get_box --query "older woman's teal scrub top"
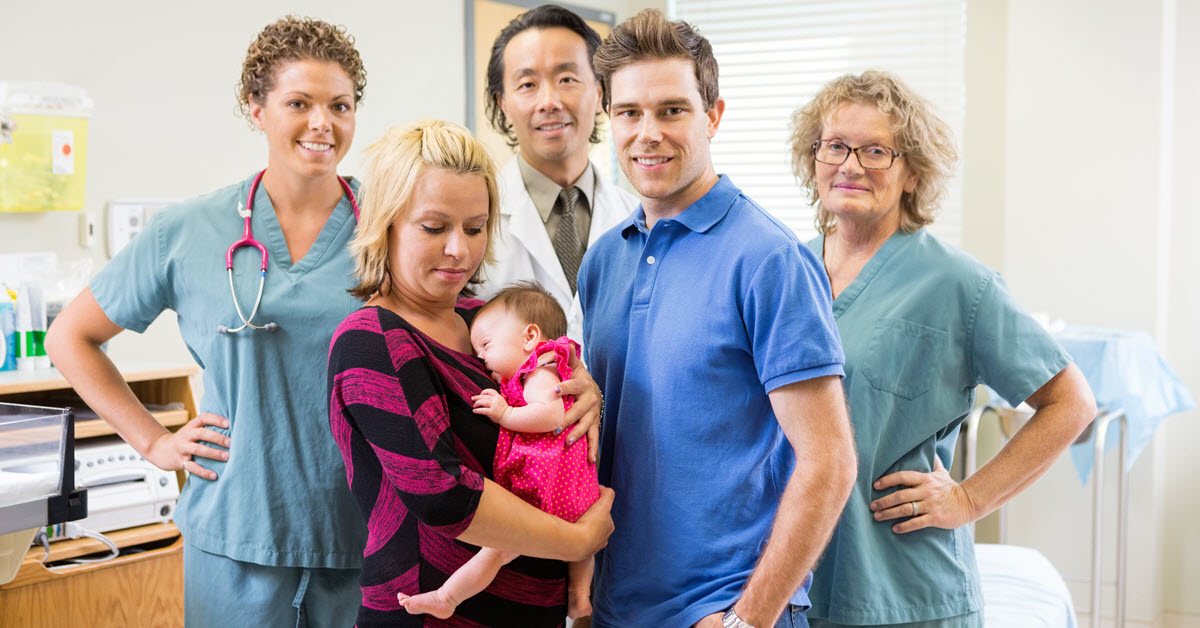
[804,229,1070,625]
[90,173,366,569]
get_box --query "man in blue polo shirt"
[579,10,858,628]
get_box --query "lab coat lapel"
[499,160,573,297]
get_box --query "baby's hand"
[472,389,511,424]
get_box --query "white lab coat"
[477,158,638,342]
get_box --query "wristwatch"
[722,607,757,628]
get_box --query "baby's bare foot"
[567,587,593,620]
[397,590,458,619]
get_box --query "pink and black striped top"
[328,300,567,628]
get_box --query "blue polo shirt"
[579,175,845,628]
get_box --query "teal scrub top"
[90,173,366,569]
[804,229,1070,625]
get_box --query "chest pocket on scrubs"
[861,318,949,400]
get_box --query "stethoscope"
[217,169,359,334]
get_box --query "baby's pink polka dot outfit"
[493,337,600,523]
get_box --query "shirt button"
[646,255,656,264]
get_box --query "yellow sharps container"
[0,83,93,212]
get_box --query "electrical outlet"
[78,212,97,248]
[106,202,144,258]
[105,199,178,258]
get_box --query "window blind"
[669,0,966,243]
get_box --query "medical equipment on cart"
[218,169,359,335]
[45,436,179,538]
[0,403,87,585]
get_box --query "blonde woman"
[327,120,613,627]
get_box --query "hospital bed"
[961,405,1081,628]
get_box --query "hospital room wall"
[1162,0,1200,619]
[1161,0,1200,621]
[0,0,662,364]
[982,0,1200,625]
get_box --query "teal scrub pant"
[808,611,982,628]
[184,542,360,628]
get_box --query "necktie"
[553,186,583,294]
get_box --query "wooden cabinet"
[0,525,184,627]
[0,362,197,628]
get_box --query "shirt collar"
[620,174,738,238]
[516,154,596,223]
[621,206,649,237]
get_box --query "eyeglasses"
[812,139,904,170]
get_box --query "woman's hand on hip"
[144,412,231,481]
[870,456,978,534]
[570,486,615,561]
[557,346,602,464]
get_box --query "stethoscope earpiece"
[218,169,357,337]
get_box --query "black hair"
[484,4,605,148]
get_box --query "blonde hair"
[348,120,500,300]
[788,70,958,234]
[477,281,568,340]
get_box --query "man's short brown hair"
[592,9,719,110]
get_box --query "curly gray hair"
[789,70,957,234]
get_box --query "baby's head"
[471,281,567,381]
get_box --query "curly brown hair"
[236,16,367,122]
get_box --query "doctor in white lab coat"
[476,5,637,341]
[484,158,636,340]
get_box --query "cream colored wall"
[960,0,1007,272]
[0,0,662,364]
[1163,0,1200,618]
[960,0,1199,623]
[1002,0,1165,620]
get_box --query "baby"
[397,281,600,619]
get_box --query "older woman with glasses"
[789,70,1096,627]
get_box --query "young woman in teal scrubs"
[789,71,1097,627]
[47,17,370,626]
